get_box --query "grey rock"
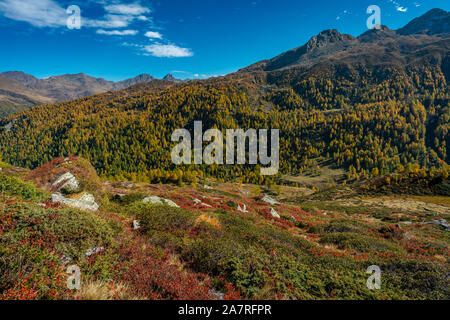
[237,203,248,213]
[270,208,280,219]
[85,246,104,257]
[50,192,99,211]
[132,220,141,230]
[142,196,180,208]
[422,219,450,231]
[52,172,80,193]
[261,195,280,205]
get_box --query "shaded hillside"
[0,72,182,117]
[0,76,55,117]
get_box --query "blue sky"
[0,0,448,81]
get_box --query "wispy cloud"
[0,0,194,58]
[0,0,66,27]
[97,29,138,36]
[144,31,162,39]
[143,44,193,58]
[0,0,152,28]
[104,3,150,16]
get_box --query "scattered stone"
[50,192,99,211]
[60,255,72,266]
[204,185,213,190]
[237,203,248,213]
[85,246,104,257]
[400,221,412,225]
[52,172,80,193]
[142,196,180,208]
[194,198,212,208]
[421,219,450,231]
[209,289,225,300]
[261,195,280,205]
[289,215,297,222]
[120,181,134,189]
[270,208,280,219]
[4,120,15,133]
[132,220,141,230]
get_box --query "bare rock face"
[50,192,99,211]
[142,196,180,208]
[52,172,80,194]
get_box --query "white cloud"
[0,0,152,28]
[104,3,150,16]
[0,0,193,59]
[137,15,149,21]
[0,0,66,27]
[97,29,138,36]
[86,14,134,28]
[388,0,408,13]
[143,44,193,58]
[144,31,162,39]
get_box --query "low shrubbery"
[0,174,48,201]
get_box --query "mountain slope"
[0,72,179,117]
[397,8,450,36]
[0,72,158,102]
[0,9,448,184]
[0,76,55,117]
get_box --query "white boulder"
[270,208,280,219]
[52,172,80,193]
[142,196,180,208]
[50,192,99,211]
[261,195,280,205]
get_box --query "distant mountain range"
[0,71,182,117]
[240,8,449,75]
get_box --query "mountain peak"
[358,25,397,42]
[306,29,355,52]
[0,71,39,85]
[397,8,449,35]
[163,74,182,82]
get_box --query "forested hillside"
[0,10,448,185]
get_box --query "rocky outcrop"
[142,195,180,208]
[261,195,280,205]
[52,172,80,194]
[50,192,99,211]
